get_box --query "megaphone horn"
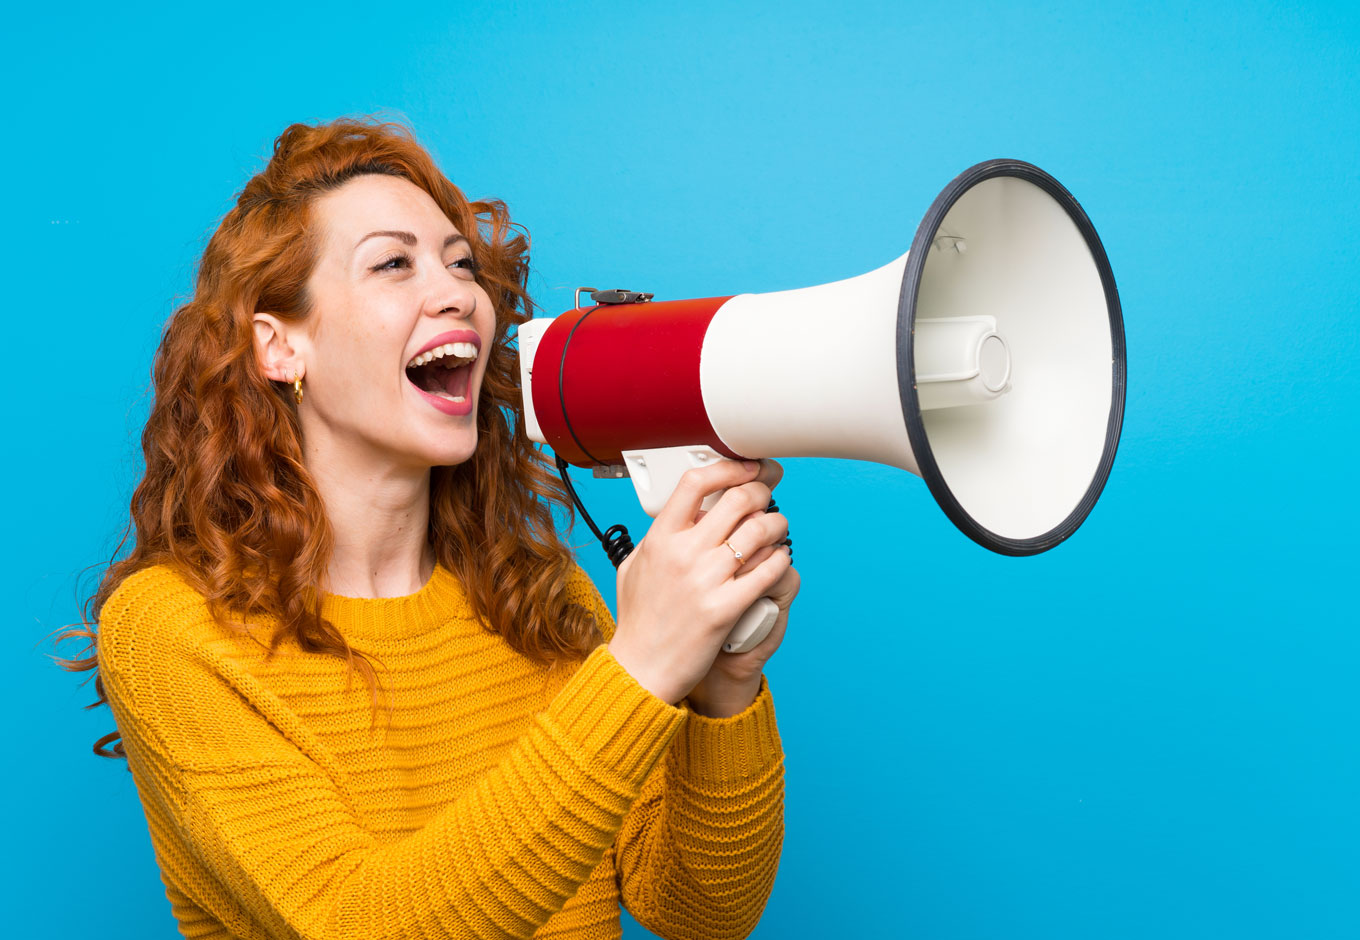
[519,159,1126,644]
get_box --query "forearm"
[685,665,764,718]
[618,679,785,940]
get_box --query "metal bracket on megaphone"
[574,287,655,308]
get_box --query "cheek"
[475,291,499,372]
[476,287,498,330]
[312,334,401,409]
[324,304,404,376]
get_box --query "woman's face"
[290,174,496,472]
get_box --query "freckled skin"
[296,175,496,474]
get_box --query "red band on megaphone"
[531,296,741,466]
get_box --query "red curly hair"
[58,116,598,757]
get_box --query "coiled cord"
[556,456,636,569]
[601,524,635,567]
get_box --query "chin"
[424,432,479,469]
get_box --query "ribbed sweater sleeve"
[578,578,786,940]
[98,568,687,940]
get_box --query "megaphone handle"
[619,446,784,656]
[723,597,780,654]
[622,445,731,517]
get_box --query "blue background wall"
[5,1,1357,936]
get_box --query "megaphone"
[518,159,1125,650]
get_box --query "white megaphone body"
[518,159,1125,653]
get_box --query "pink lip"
[406,329,482,418]
[412,384,473,416]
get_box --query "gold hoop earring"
[293,372,304,404]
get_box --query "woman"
[60,116,798,940]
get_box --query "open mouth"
[405,338,479,411]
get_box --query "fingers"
[718,540,793,608]
[732,543,777,569]
[655,459,763,533]
[693,455,779,537]
[722,510,789,565]
[763,563,800,609]
[754,458,784,492]
[695,480,775,541]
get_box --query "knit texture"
[98,564,784,940]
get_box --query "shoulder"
[562,563,616,642]
[101,564,210,628]
[96,566,323,771]
[99,565,217,646]
[97,565,228,679]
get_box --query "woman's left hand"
[685,463,801,718]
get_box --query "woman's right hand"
[608,459,792,705]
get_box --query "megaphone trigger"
[620,445,728,518]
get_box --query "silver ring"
[724,540,745,563]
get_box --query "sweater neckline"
[319,563,469,640]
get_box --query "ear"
[252,313,304,383]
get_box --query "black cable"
[556,307,606,466]
[556,456,634,568]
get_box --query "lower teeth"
[430,391,467,403]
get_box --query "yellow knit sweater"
[98,564,783,940]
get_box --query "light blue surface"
[5,1,1357,936]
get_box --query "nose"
[428,269,478,320]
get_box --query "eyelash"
[371,251,480,275]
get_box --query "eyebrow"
[354,230,469,251]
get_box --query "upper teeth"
[408,341,478,368]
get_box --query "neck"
[301,427,436,599]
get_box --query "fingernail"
[742,460,759,471]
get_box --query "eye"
[448,254,480,278]
[371,251,412,273]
